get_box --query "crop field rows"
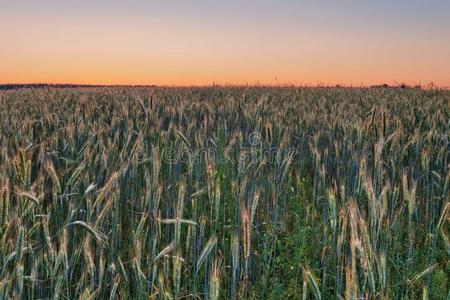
[0,87,448,299]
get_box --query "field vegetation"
[0,87,448,299]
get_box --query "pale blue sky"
[2,1,449,85]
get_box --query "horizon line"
[1,82,449,90]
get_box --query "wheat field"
[0,86,448,299]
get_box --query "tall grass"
[0,86,448,299]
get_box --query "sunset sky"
[1,1,450,86]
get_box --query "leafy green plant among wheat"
[0,86,448,299]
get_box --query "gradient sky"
[1,0,450,86]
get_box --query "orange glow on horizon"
[1,2,450,87]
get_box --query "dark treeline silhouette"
[370,83,425,89]
[0,84,157,90]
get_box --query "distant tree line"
[0,84,157,90]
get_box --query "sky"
[1,0,450,86]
